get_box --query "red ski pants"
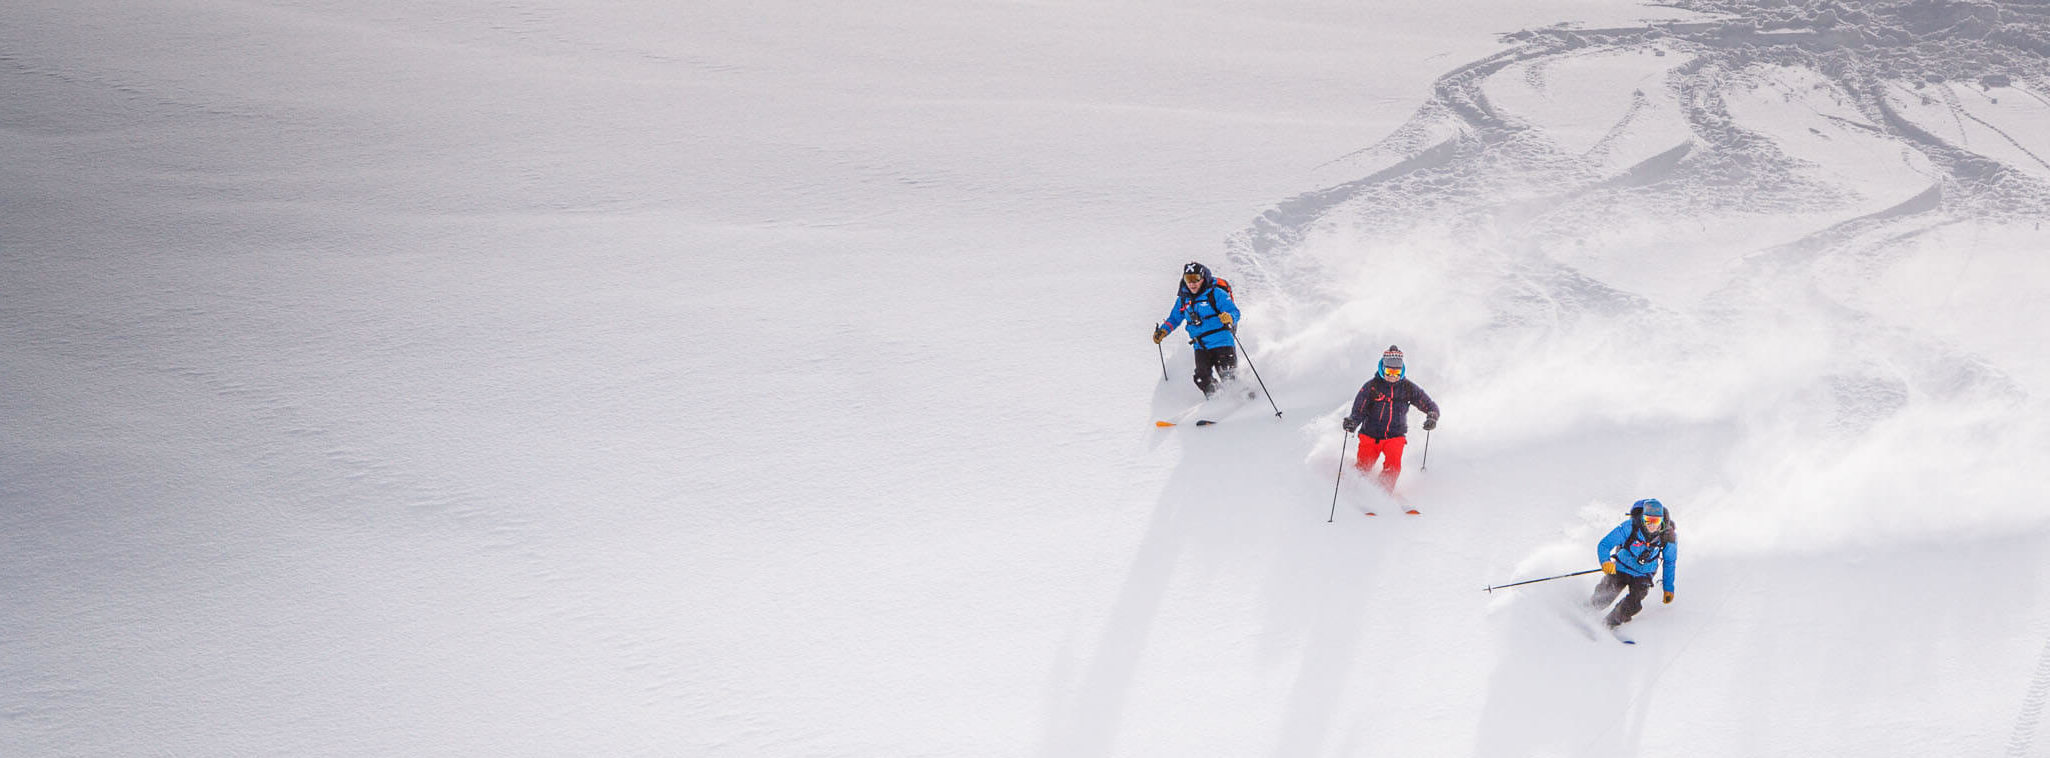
[1354,434,1408,491]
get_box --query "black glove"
[1422,416,1437,431]
[1342,418,1359,433]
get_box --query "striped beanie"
[1380,345,1404,372]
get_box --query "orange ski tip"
[1155,420,1176,427]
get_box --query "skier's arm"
[1217,288,1242,326]
[1596,523,1627,566]
[1409,384,1441,424]
[1345,384,1373,426]
[1159,296,1188,333]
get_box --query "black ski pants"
[1192,345,1239,397]
[1589,572,1655,627]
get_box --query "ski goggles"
[1380,364,1404,380]
[1641,514,1664,530]
[1183,273,1204,286]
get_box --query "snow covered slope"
[3,0,2047,757]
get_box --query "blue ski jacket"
[1597,519,1678,592]
[1160,280,1240,350]
[1345,378,1439,440]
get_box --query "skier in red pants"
[1342,346,1441,496]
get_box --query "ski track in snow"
[1241,7,2050,274]
[2013,629,2050,757]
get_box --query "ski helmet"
[1379,345,1405,381]
[1631,498,1668,531]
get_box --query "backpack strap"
[1203,278,1234,314]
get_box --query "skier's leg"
[1606,575,1654,627]
[1191,347,1218,397]
[1376,435,1409,491]
[1214,345,1240,390]
[1354,435,1384,476]
[1588,573,1626,611]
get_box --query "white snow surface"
[5,1,2050,756]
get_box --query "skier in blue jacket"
[1152,262,1242,398]
[1591,498,1679,629]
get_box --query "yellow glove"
[1219,312,1235,329]
[1663,591,1674,604]
[1601,561,1617,575]
[1152,327,1168,344]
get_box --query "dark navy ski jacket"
[1598,518,1679,592]
[1159,281,1240,350]
[1345,377,1439,440]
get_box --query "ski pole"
[1420,428,1432,471]
[1327,429,1350,523]
[1157,341,1169,382]
[1482,568,1602,593]
[1229,327,1283,418]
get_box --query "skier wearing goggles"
[1592,498,1679,631]
[1340,345,1441,494]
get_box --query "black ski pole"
[1230,327,1283,418]
[1327,429,1350,523]
[1157,341,1169,382]
[1420,428,1432,471]
[1482,568,1603,593]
